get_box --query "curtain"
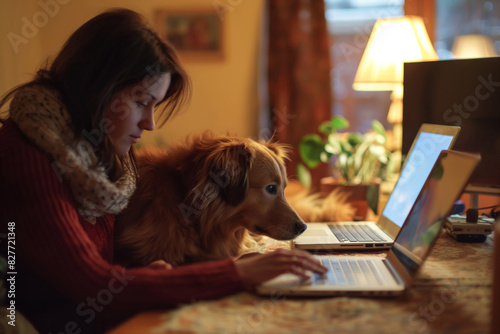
[265,0,332,191]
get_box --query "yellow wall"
[0,1,44,94]
[0,0,265,145]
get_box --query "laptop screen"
[382,131,454,227]
[392,151,480,275]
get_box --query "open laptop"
[293,124,460,250]
[257,150,480,296]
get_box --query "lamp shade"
[353,16,438,91]
[452,34,498,59]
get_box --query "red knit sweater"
[0,119,244,333]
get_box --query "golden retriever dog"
[114,132,308,267]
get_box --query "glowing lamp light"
[452,34,498,59]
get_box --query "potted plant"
[297,116,395,218]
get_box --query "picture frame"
[155,9,225,61]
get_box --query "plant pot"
[320,176,380,220]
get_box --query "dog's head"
[187,134,307,240]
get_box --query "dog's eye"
[265,184,278,195]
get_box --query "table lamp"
[352,16,438,154]
[452,34,498,59]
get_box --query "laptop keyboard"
[328,224,387,242]
[314,258,387,286]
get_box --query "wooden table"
[108,231,494,334]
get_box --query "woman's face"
[104,73,171,156]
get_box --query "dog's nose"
[294,221,307,235]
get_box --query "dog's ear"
[264,141,291,161]
[207,143,253,206]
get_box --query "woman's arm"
[0,125,243,321]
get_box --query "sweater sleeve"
[0,121,244,322]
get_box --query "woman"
[0,8,326,333]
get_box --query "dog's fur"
[287,186,356,223]
[114,133,310,267]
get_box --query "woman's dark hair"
[0,8,191,180]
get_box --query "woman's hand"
[234,248,327,290]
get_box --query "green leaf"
[370,145,388,164]
[346,132,363,147]
[297,163,312,189]
[337,154,349,180]
[353,141,369,170]
[372,120,386,138]
[318,121,332,135]
[325,134,342,155]
[375,133,386,145]
[331,116,350,131]
[298,135,324,169]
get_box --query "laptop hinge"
[382,258,405,286]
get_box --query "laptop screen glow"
[392,151,479,275]
[382,132,454,227]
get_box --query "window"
[435,0,500,59]
[325,0,405,134]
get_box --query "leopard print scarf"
[9,84,136,221]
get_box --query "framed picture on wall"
[155,9,224,61]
